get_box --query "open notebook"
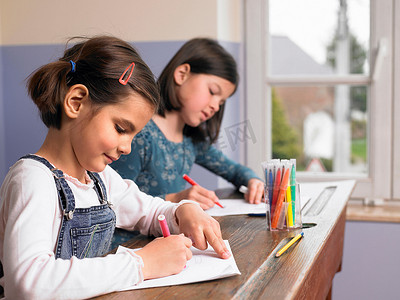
[117,240,240,290]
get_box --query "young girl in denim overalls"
[0,36,231,300]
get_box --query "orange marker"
[271,168,290,228]
[182,174,224,208]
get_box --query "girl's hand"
[165,185,219,210]
[135,234,192,280]
[245,178,264,204]
[175,203,231,259]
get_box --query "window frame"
[244,0,396,201]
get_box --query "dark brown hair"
[157,38,238,144]
[27,35,159,129]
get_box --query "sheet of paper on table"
[117,240,240,291]
[206,195,312,217]
[206,199,266,216]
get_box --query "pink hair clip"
[119,62,135,85]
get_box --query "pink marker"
[158,214,170,237]
[159,214,188,268]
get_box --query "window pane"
[269,0,370,76]
[271,85,368,174]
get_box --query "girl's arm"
[105,166,230,259]
[195,144,264,204]
[164,185,219,210]
[0,161,147,299]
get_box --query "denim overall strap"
[20,154,75,219]
[88,172,108,205]
[19,155,116,259]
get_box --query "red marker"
[182,174,224,208]
[158,214,170,237]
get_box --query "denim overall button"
[64,210,74,220]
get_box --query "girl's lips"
[201,111,209,121]
[105,154,117,164]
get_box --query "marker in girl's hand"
[239,185,248,194]
[182,174,224,208]
[158,214,170,237]
[158,214,188,268]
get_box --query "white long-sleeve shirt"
[0,159,183,299]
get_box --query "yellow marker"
[286,186,294,227]
[275,232,304,257]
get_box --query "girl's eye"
[209,89,215,96]
[115,124,125,134]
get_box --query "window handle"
[372,38,388,81]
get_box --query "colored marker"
[290,162,296,224]
[271,168,290,229]
[271,167,281,217]
[248,213,266,217]
[158,215,187,268]
[268,169,273,207]
[275,232,304,257]
[182,174,224,208]
[239,185,248,194]
[286,185,294,227]
[158,214,170,237]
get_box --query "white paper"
[206,199,267,216]
[117,240,240,290]
[206,195,312,217]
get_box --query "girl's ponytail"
[27,60,73,128]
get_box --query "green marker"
[290,161,296,224]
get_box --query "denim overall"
[21,155,116,259]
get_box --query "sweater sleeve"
[194,143,261,187]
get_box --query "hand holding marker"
[158,214,188,268]
[183,174,224,208]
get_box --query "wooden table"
[94,180,355,300]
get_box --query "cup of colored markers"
[261,158,302,231]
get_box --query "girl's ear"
[173,63,191,86]
[63,84,90,119]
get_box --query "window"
[245,0,396,201]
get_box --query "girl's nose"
[118,138,132,155]
[210,98,221,113]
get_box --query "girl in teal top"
[112,119,259,200]
[111,38,264,210]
